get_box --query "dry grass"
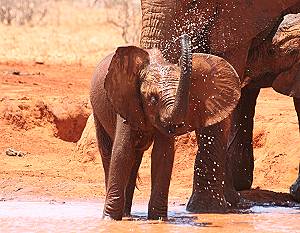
[1,1,140,65]
[0,0,48,25]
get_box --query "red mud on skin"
[0,201,299,233]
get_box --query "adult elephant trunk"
[140,0,215,63]
[161,34,192,126]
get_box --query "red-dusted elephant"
[90,35,241,220]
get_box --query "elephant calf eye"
[150,95,159,105]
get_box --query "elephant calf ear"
[272,62,300,98]
[104,46,150,129]
[190,53,241,127]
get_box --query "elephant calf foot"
[290,178,300,202]
[123,211,131,218]
[102,207,123,220]
[102,213,121,221]
[148,197,168,220]
[186,190,227,213]
[148,209,168,220]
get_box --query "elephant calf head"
[104,36,241,136]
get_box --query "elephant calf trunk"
[165,34,192,125]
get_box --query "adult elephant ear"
[104,46,150,129]
[272,62,300,98]
[190,53,241,127]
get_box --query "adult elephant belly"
[231,13,300,192]
[211,0,300,76]
[139,0,300,213]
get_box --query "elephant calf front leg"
[148,132,175,220]
[103,116,136,220]
[124,151,143,217]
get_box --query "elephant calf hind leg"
[94,115,112,189]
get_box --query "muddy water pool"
[0,201,299,233]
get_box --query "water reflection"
[0,201,299,233]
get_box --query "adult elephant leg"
[103,115,136,220]
[187,124,228,213]
[148,132,175,220]
[229,87,260,191]
[124,151,143,217]
[224,146,241,207]
[94,114,112,189]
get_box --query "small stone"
[5,148,26,157]
[12,70,21,75]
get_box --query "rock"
[5,148,26,157]
[75,114,99,163]
[48,98,91,142]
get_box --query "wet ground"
[0,201,299,233]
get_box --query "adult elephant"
[230,13,300,197]
[139,0,300,212]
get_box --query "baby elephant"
[90,35,241,220]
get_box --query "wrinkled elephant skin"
[90,38,241,220]
[140,0,300,212]
[231,14,300,193]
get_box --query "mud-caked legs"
[124,151,143,217]
[102,116,136,220]
[148,132,175,219]
[187,124,228,213]
[229,87,260,191]
[94,115,112,189]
